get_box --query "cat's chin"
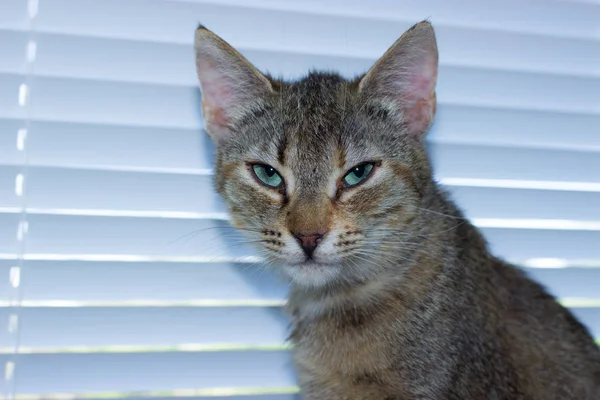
[280,260,341,288]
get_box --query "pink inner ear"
[202,99,228,131]
[200,76,237,140]
[404,94,436,136]
[404,59,437,105]
[399,57,437,135]
[202,83,231,128]
[199,67,237,134]
[410,75,432,101]
[200,64,235,107]
[195,32,273,142]
[203,79,231,108]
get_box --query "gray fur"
[195,21,600,399]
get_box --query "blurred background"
[0,0,599,398]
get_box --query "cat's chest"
[291,315,390,372]
[288,311,409,397]
[285,286,430,397]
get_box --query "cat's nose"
[293,231,326,259]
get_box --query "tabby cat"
[194,21,600,399]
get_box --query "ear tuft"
[359,21,438,136]
[194,27,272,144]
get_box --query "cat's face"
[195,22,438,288]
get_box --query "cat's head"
[194,22,439,288]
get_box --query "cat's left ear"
[194,25,273,144]
[359,21,438,137]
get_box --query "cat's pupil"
[265,167,276,177]
[353,165,365,178]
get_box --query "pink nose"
[293,232,325,258]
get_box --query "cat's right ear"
[194,25,273,144]
[358,21,438,137]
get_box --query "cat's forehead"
[275,73,362,164]
[228,72,392,175]
[278,90,354,173]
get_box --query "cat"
[193,21,600,399]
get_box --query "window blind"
[0,0,599,398]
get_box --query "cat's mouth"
[281,259,342,287]
[289,259,333,269]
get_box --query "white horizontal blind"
[1,0,599,398]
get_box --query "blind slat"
[1,261,598,306]
[1,212,595,262]
[182,0,600,40]
[25,121,211,171]
[33,0,600,43]
[28,77,202,128]
[569,308,600,340]
[22,214,250,259]
[431,105,600,151]
[2,65,598,123]
[0,354,11,394]
[432,144,600,184]
[7,306,599,351]
[0,261,15,301]
[0,0,27,30]
[0,213,20,254]
[527,268,600,302]
[4,140,600,193]
[0,307,17,348]
[0,28,594,84]
[0,122,24,164]
[0,74,25,120]
[2,103,598,171]
[3,210,600,262]
[15,307,288,350]
[15,261,286,303]
[452,186,600,222]
[0,30,27,74]
[0,166,21,208]
[13,351,295,394]
[24,168,222,214]
[5,166,600,220]
[1,73,597,133]
[481,227,600,260]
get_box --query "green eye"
[252,164,283,188]
[343,163,375,187]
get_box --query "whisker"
[169,225,262,245]
[416,206,465,220]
